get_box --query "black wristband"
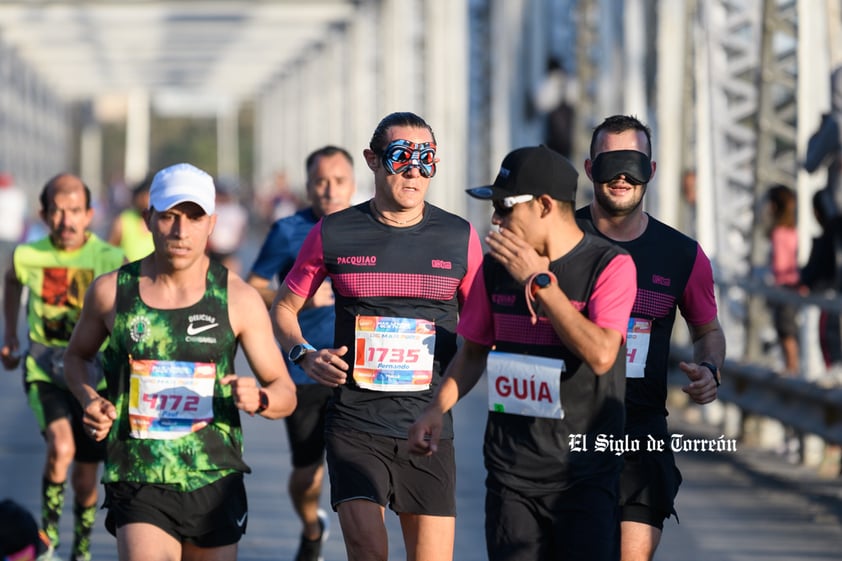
[255,390,269,415]
[699,361,720,387]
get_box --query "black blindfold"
[591,150,652,185]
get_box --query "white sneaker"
[35,546,61,561]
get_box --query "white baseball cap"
[149,163,215,215]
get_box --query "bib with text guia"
[487,351,565,419]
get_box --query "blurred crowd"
[0,167,311,281]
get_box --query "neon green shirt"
[14,233,125,384]
[116,209,154,262]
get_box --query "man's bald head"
[39,173,92,213]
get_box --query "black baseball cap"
[0,499,47,561]
[466,145,578,202]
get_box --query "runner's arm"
[64,272,118,435]
[245,272,277,308]
[535,283,625,375]
[273,283,349,387]
[537,254,636,375]
[229,275,297,419]
[408,339,490,455]
[679,317,726,404]
[690,317,726,369]
[272,283,308,353]
[2,259,24,368]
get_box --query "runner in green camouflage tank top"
[101,259,250,491]
[64,163,296,559]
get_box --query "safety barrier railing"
[669,345,842,446]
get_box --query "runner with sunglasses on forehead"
[409,145,637,561]
[272,112,483,561]
[576,115,726,561]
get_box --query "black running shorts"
[103,473,248,547]
[285,384,333,468]
[325,428,456,516]
[619,449,682,529]
[485,476,620,561]
[26,381,106,463]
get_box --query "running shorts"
[485,476,620,561]
[325,428,456,516]
[103,473,248,547]
[26,381,106,463]
[285,384,333,468]
[619,449,682,529]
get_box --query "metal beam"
[0,1,356,103]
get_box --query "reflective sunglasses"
[381,139,437,178]
[492,194,534,216]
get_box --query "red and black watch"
[529,272,556,298]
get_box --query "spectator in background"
[207,178,249,275]
[532,56,576,159]
[805,66,842,293]
[269,171,302,222]
[256,171,302,227]
[767,184,807,464]
[800,189,842,372]
[805,66,842,219]
[767,184,800,376]
[104,173,130,218]
[800,194,842,474]
[0,172,27,269]
[680,168,697,237]
[107,174,154,262]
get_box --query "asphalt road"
[3,346,841,561]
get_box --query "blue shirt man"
[246,145,356,561]
[251,207,335,383]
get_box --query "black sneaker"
[294,509,329,561]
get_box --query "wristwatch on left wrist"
[699,361,721,387]
[530,272,556,298]
[288,343,317,364]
